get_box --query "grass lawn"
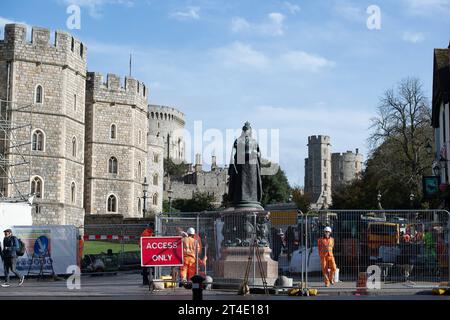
[83,241,139,255]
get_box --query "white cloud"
[169,7,200,21]
[212,42,269,69]
[405,0,450,14]
[283,1,301,15]
[231,12,285,36]
[279,51,335,72]
[60,0,134,18]
[402,31,425,43]
[334,2,365,22]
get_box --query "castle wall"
[149,105,185,160]
[147,135,164,216]
[304,135,332,208]
[331,150,364,191]
[84,72,148,218]
[0,24,86,227]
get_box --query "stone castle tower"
[331,149,363,192]
[304,135,332,209]
[147,129,164,215]
[84,72,149,218]
[148,105,185,161]
[0,24,86,226]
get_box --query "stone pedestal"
[215,246,278,286]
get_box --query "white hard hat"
[324,226,332,233]
[187,227,196,235]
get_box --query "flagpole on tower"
[129,52,132,77]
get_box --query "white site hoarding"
[0,203,78,275]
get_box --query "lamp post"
[409,192,415,209]
[167,188,173,214]
[377,191,383,210]
[142,177,149,218]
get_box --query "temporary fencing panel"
[297,210,450,291]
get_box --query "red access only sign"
[140,236,183,267]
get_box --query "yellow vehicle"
[367,222,400,257]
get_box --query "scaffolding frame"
[0,98,34,201]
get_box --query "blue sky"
[1,0,450,186]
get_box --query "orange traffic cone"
[354,272,368,296]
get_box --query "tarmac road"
[0,271,448,300]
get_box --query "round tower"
[148,105,185,161]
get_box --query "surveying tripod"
[238,237,269,295]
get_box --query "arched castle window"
[156,113,159,119]
[72,137,77,157]
[164,113,167,120]
[71,37,74,52]
[110,124,116,139]
[31,176,43,198]
[152,193,158,205]
[108,157,118,174]
[71,182,76,204]
[138,198,141,214]
[138,130,142,144]
[143,85,146,97]
[153,174,158,186]
[107,194,117,213]
[32,130,45,151]
[73,94,77,111]
[138,161,142,180]
[153,153,159,163]
[35,85,43,104]
[160,113,163,119]
[80,42,84,58]
[151,112,154,119]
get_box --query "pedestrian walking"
[318,226,336,287]
[2,229,25,287]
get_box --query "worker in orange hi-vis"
[180,227,201,283]
[77,235,84,267]
[318,226,337,287]
[140,225,154,286]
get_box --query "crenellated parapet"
[0,24,86,75]
[86,72,148,111]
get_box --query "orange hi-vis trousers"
[320,256,337,285]
[318,237,337,285]
[180,256,196,281]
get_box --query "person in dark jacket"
[2,229,25,287]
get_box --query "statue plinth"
[214,246,278,286]
[213,208,278,286]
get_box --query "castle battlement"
[0,24,87,64]
[148,104,185,124]
[308,135,331,145]
[86,72,148,108]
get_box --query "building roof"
[432,46,450,128]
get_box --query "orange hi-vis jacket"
[183,236,201,259]
[318,237,334,258]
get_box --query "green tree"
[164,158,189,177]
[171,192,216,212]
[332,77,435,209]
[291,186,312,212]
[261,162,291,206]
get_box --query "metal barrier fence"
[81,224,150,273]
[154,209,299,287]
[297,210,450,290]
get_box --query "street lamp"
[425,141,433,155]
[167,188,173,214]
[409,192,415,209]
[142,177,149,218]
[377,191,383,210]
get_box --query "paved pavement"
[0,271,448,300]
